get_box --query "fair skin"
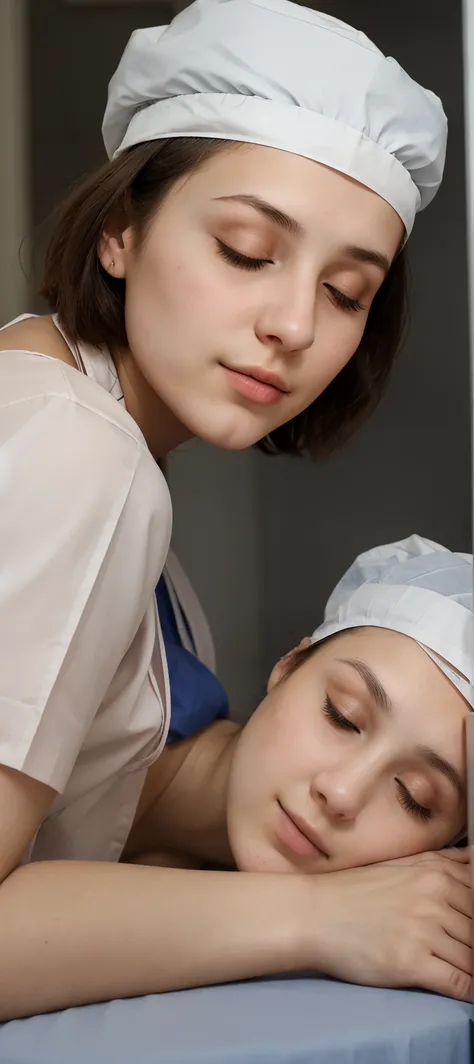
[228,629,469,871]
[0,148,470,1016]
[126,628,469,872]
[98,143,403,457]
[0,631,470,1018]
[1,145,401,460]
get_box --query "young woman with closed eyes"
[0,0,463,1022]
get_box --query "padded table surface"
[0,976,471,1064]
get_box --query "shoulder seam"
[57,361,145,451]
[0,360,148,455]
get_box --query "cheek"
[321,313,367,369]
[344,799,450,869]
[235,697,313,790]
[137,247,210,312]
[267,700,335,794]
[298,314,367,407]
[137,229,246,324]
[265,694,317,765]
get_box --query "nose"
[310,761,375,822]
[254,276,316,355]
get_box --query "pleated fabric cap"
[102,0,447,235]
[311,535,473,707]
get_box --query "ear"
[267,636,311,692]
[97,225,134,280]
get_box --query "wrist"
[272,872,330,973]
[290,871,340,974]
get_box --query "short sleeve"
[0,355,171,791]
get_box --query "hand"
[303,849,472,1000]
[383,846,470,870]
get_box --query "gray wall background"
[30,0,471,718]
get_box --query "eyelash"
[396,781,433,823]
[324,284,364,314]
[323,695,360,733]
[322,696,434,823]
[215,241,364,312]
[216,239,270,271]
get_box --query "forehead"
[176,143,403,251]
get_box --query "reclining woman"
[127,535,473,999]
[0,0,467,1022]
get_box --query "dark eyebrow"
[415,745,464,802]
[338,658,392,715]
[215,197,391,274]
[342,245,390,277]
[214,194,304,237]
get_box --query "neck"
[149,721,241,868]
[113,345,193,459]
[203,721,242,867]
[183,720,241,868]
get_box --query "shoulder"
[0,350,171,548]
[0,317,172,558]
[0,314,77,365]
[0,313,147,444]
[0,333,150,459]
[126,721,239,855]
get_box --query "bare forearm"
[0,860,308,1020]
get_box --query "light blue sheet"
[0,976,471,1064]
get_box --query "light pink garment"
[0,316,171,862]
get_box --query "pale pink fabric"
[0,317,171,862]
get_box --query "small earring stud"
[110,259,115,271]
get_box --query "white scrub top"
[0,316,172,862]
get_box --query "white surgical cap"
[102,0,448,236]
[311,535,474,708]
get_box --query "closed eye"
[396,779,433,823]
[323,695,360,734]
[324,697,434,823]
[216,239,272,271]
[324,283,364,313]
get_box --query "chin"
[181,403,272,451]
[197,423,266,451]
[232,837,297,875]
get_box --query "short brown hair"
[41,137,409,459]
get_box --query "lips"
[278,802,329,858]
[235,365,288,393]
[223,366,286,407]
[223,363,288,393]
